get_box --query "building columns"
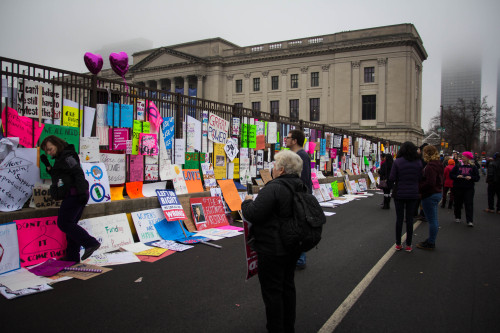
[377,58,387,125]
[197,75,204,99]
[351,61,360,125]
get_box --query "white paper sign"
[130,208,164,243]
[18,80,62,119]
[78,213,134,255]
[96,104,109,145]
[267,122,277,144]
[142,181,167,197]
[79,137,100,163]
[224,138,239,161]
[232,117,240,136]
[208,112,229,144]
[171,164,188,195]
[0,153,39,212]
[100,153,126,185]
[82,162,112,204]
[174,139,185,165]
[0,222,21,275]
[187,116,202,152]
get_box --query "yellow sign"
[213,143,226,179]
[62,105,80,128]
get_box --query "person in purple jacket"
[389,142,423,252]
[450,151,480,226]
[417,145,444,250]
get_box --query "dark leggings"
[453,187,475,222]
[394,199,418,246]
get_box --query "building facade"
[441,54,482,108]
[100,24,427,143]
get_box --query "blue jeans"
[421,193,442,244]
[297,252,306,266]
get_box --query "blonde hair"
[423,145,440,162]
[274,150,303,177]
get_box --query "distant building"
[94,38,153,69]
[100,24,427,143]
[441,54,482,109]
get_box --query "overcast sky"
[1,0,499,131]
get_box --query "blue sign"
[161,117,175,149]
[107,102,133,128]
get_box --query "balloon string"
[122,76,129,98]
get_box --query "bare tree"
[429,97,494,151]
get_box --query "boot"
[382,196,390,209]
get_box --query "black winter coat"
[241,174,302,256]
[47,144,89,200]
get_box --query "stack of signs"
[358,178,368,191]
[189,197,229,231]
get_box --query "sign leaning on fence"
[208,112,229,144]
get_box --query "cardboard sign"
[183,169,204,193]
[78,213,134,255]
[15,216,67,267]
[156,189,187,221]
[39,124,79,179]
[32,184,62,209]
[1,106,44,148]
[0,222,20,274]
[189,197,229,231]
[256,135,265,150]
[82,162,111,204]
[139,133,158,155]
[100,152,126,185]
[17,80,62,120]
[208,112,229,144]
[217,179,242,211]
[259,169,273,184]
[130,208,164,243]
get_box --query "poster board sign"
[259,169,273,184]
[78,213,134,255]
[32,184,62,209]
[224,138,238,161]
[82,162,112,204]
[0,153,39,212]
[267,122,277,144]
[15,216,67,267]
[232,117,240,136]
[96,104,109,145]
[208,112,229,144]
[79,136,100,162]
[126,181,143,199]
[107,102,133,128]
[1,106,44,148]
[248,125,257,149]
[139,133,158,155]
[129,155,144,182]
[146,101,162,134]
[39,124,79,179]
[171,164,188,195]
[189,197,229,231]
[213,143,226,179]
[174,138,185,165]
[156,189,187,221]
[217,179,242,211]
[100,151,126,185]
[137,99,145,121]
[242,216,258,280]
[358,178,368,191]
[201,162,217,189]
[331,181,339,197]
[109,128,129,151]
[17,80,62,120]
[187,116,202,152]
[161,117,175,149]
[0,222,20,275]
[130,208,164,243]
[183,169,204,193]
[178,196,197,232]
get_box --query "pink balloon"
[109,52,129,77]
[83,52,103,75]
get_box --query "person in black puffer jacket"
[40,135,100,262]
[241,150,303,333]
[379,153,393,209]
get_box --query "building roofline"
[133,37,241,56]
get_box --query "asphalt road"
[2,181,499,333]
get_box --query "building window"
[235,79,242,93]
[362,95,376,120]
[270,100,279,116]
[289,99,299,121]
[311,72,319,87]
[364,67,375,83]
[253,78,260,92]
[234,103,243,109]
[271,76,279,90]
[291,74,299,89]
[252,101,261,111]
[310,98,320,121]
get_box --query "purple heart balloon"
[83,52,103,75]
[109,52,129,77]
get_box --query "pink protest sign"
[1,106,44,148]
[129,154,144,182]
[15,216,67,267]
[109,128,129,150]
[139,133,158,155]
[330,148,337,159]
[311,172,320,189]
[308,141,316,153]
[147,101,162,134]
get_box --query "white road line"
[318,221,422,333]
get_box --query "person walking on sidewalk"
[450,151,480,227]
[389,141,423,252]
[40,135,100,262]
[441,159,455,209]
[285,129,312,270]
[379,153,393,209]
[417,145,444,250]
[485,152,500,214]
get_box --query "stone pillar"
[321,65,330,124]
[244,73,251,108]
[226,75,233,105]
[183,76,189,96]
[261,71,269,114]
[280,69,288,118]
[157,79,163,91]
[197,75,204,99]
[351,61,360,126]
[170,78,176,93]
[300,66,308,121]
[377,58,387,125]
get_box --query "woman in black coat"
[40,135,100,262]
[241,150,304,333]
[379,153,393,209]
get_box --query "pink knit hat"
[462,151,473,160]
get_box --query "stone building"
[101,23,427,143]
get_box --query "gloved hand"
[40,154,51,168]
[78,193,89,205]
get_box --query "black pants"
[58,194,98,261]
[394,199,418,246]
[257,252,300,333]
[487,183,500,211]
[453,187,475,222]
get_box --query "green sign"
[241,123,248,148]
[248,125,257,149]
[331,181,339,197]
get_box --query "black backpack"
[275,179,326,252]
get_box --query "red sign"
[189,197,228,231]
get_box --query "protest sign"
[17,80,62,120]
[208,112,229,144]
[224,138,238,161]
[154,219,193,241]
[161,117,174,149]
[174,138,185,165]
[96,104,109,145]
[213,143,226,179]
[0,222,20,275]
[200,162,217,189]
[39,123,79,179]
[100,151,126,185]
[242,216,258,280]
[256,135,265,150]
[82,162,112,204]
[183,169,204,193]
[137,99,145,121]
[109,128,129,151]
[184,152,206,170]
[129,154,144,182]
[217,179,242,211]
[139,133,158,155]
[32,184,62,209]
[147,101,162,133]
[259,169,272,184]
[1,106,44,148]
[126,181,143,199]
[78,213,134,255]
[189,197,228,231]
[156,189,187,221]
[267,122,277,144]
[232,117,240,136]
[248,125,257,149]
[0,153,39,212]
[130,208,164,243]
[145,155,159,181]
[142,181,166,197]
[15,216,67,267]
[187,116,202,152]
[171,164,188,195]
[79,136,100,162]
[331,181,339,197]
[241,123,248,148]
[107,102,133,128]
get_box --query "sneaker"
[467,222,474,227]
[81,243,101,261]
[405,245,413,252]
[395,245,403,251]
[455,218,461,223]
[417,241,435,250]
